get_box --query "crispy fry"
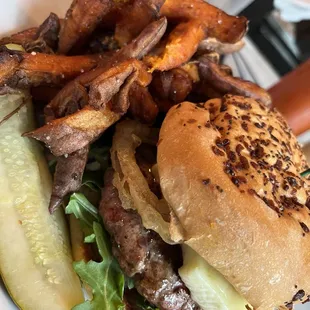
[25,59,151,156]
[128,83,158,124]
[220,64,233,76]
[0,14,61,54]
[193,81,223,100]
[160,0,248,44]
[44,18,165,120]
[88,60,151,110]
[49,146,89,213]
[44,82,89,122]
[0,50,101,88]
[58,0,112,54]
[196,51,220,64]
[115,0,165,46]
[0,28,37,48]
[25,105,121,156]
[145,20,205,71]
[150,68,192,112]
[198,37,245,55]
[198,55,272,106]
[114,16,167,61]
[26,13,60,53]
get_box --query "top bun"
[157,95,310,309]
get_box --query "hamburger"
[99,95,310,310]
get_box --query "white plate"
[0,0,309,309]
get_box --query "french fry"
[150,68,193,112]
[24,105,121,156]
[198,55,272,106]
[160,0,248,44]
[0,28,37,48]
[0,13,60,54]
[26,13,60,53]
[49,146,89,213]
[44,18,165,121]
[0,50,102,88]
[128,83,158,124]
[58,0,112,54]
[114,0,165,46]
[198,37,245,55]
[25,59,151,156]
[145,20,205,71]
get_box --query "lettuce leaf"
[73,223,125,310]
[65,193,125,310]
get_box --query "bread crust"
[157,96,310,309]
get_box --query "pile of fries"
[0,0,271,212]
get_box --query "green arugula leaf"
[65,193,100,229]
[73,223,125,310]
[66,193,126,310]
[84,234,96,243]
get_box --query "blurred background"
[209,0,310,163]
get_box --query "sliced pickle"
[0,93,83,310]
[179,245,251,310]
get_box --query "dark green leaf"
[73,223,125,310]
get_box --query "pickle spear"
[0,91,83,310]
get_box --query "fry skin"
[49,146,89,213]
[145,20,205,71]
[128,83,159,124]
[58,0,112,54]
[150,68,193,112]
[0,50,102,88]
[115,0,165,46]
[160,0,248,44]
[198,55,272,106]
[25,59,151,156]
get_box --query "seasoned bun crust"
[157,96,310,309]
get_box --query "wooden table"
[269,59,310,136]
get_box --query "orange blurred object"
[269,59,310,136]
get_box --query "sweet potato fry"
[0,28,37,48]
[0,13,60,54]
[44,18,165,119]
[58,0,112,54]
[114,16,167,62]
[160,0,248,44]
[150,68,193,112]
[25,105,121,156]
[49,146,89,213]
[44,82,89,122]
[145,19,205,71]
[25,59,151,156]
[198,55,272,106]
[128,83,158,124]
[26,13,60,53]
[198,37,245,55]
[0,50,101,88]
[114,0,165,46]
[88,60,151,110]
